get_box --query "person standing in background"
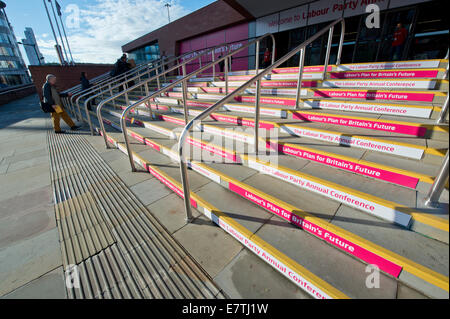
[262,47,272,68]
[80,72,94,110]
[391,22,408,61]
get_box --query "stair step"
[97,109,449,242]
[89,113,449,299]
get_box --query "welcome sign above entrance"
[255,0,430,36]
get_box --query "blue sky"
[4,0,215,65]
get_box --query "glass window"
[408,0,449,59]
[129,42,160,65]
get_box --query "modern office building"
[21,27,45,66]
[122,0,449,72]
[0,1,31,87]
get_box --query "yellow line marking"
[196,160,449,292]
[108,135,350,299]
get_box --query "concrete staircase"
[76,58,449,299]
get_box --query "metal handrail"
[93,40,238,137]
[71,57,162,114]
[96,35,272,146]
[424,150,449,207]
[177,18,345,222]
[117,33,276,182]
[71,43,228,119]
[66,55,163,96]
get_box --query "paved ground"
[0,94,311,299]
[0,94,66,298]
[0,94,226,299]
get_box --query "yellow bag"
[54,105,64,114]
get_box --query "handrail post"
[255,40,260,74]
[156,67,161,90]
[322,25,334,80]
[84,98,94,135]
[295,48,306,109]
[436,94,449,124]
[75,96,85,122]
[144,83,153,120]
[444,61,449,79]
[254,79,261,153]
[211,50,215,78]
[424,150,449,207]
[182,79,189,124]
[336,20,345,66]
[121,115,137,172]
[178,129,194,222]
[225,57,229,95]
[97,100,110,148]
[271,35,276,65]
[125,89,130,107]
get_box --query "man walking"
[42,74,79,133]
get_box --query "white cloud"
[36,0,190,64]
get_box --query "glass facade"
[128,42,160,65]
[0,8,30,86]
[261,0,448,68]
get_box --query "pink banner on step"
[261,80,317,88]
[144,139,161,152]
[292,112,427,136]
[237,95,295,106]
[272,66,332,73]
[313,90,435,102]
[187,138,239,162]
[228,182,402,277]
[209,114,274,129]
[187,101,213,108]
[268,141,419,189]
[148,166,198,208]
[329,70,439,79]
[159,115,185,126]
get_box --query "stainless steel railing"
[177,18,345,222]
[96,35,271,149]
[71,58,163,118]
[117,33,276,183]
[72,42,231,120]
[424,150,449,207]
[67,58,156,103]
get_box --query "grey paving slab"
[107,156,135,174]
[396,282,429,299]
[195,181,273,234]
[146,193,201,234]
[1,267,66,299]
[0,163,8,175]
[0,228,63,297]
[2,147,47,165]
[173,215,243,278]
[100,148,128,163]
[0,185,54,249]
[214,249,312,299]
[0,162,51,202]
[6,154,49,174]
[131,177,172,206]
[118,170,153,187]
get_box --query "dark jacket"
[80,76,91,90]
[42,81,68,106]
[114,58,130,76]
